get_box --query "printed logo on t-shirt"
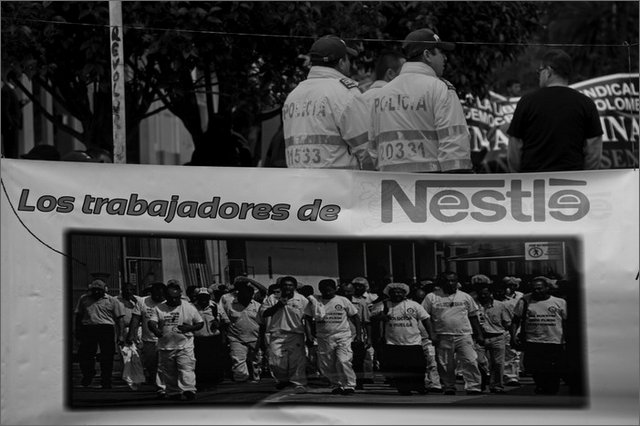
[335,304,343,311]
[407,307,415,315]
[547,306,558,314]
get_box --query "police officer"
[368,28,472,173]
[283,35,374,170]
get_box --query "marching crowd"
[74,271,573,401]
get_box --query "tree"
[1,2,159,157]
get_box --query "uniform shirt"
[372,299,430,346]
[223,298,262,343]
[283,66,370,169]
[368,61,472,172]
[149,302,203,350]
[140,296,164,342]
[422,290,478,336]
[315,295,358,340]
[115,295,142,328]
[75,293,124,326]
[194,301,227,338]
[514,295,567,344]
[478,299,512,334]
[259,292,313,335]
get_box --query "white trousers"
[157,347,196,395]
[317,335,356,389]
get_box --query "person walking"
[315,279,361,395]
[511,276,567,395]
[422,271,484,395]
[372,282,437,395]
[259,276,316,393]
[148,283,204,401]
[221,283,265,383]
[74,279,125,389]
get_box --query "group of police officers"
[283,28,474,173]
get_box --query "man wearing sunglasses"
[507,49,603,173]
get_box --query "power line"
[0,177,86,266]
[2,17,636,48]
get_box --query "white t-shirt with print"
[316,295,358,340]
[140,296,163,342]
[372,299,430,346]
[514,295,567,344]
[422,291,478,335]
[149,302,203,350]
[223,298,262,343]
[260,292,313,335]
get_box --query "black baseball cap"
[309,35,358,63]
[403,29,455,59]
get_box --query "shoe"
[100,382,112,389]
[183,391,196,401]
[491,389,507,394]
[416,387,429,395]
[294,385,307,394]
[331,387,343,395]
[505,380,521,387]
[156,390,167,400]
[466,390,483,395]
[428,387,443,393]
[275,381,292,390]
[341,388,355,395]
[168,393,183,401]
[444,390,456,395]
[80,377,92,387]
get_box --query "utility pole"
[109,1,126,164]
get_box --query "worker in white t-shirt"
[315,279,361,395]
[351,277,378,381]
[138,282,168,397]
[372,282,437,395]
[259,276,316,393]
[422,271,484,395]
[511,276,567,395]
[148,283,204,401]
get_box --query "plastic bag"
[120,344,145,390]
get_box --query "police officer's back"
[368,29,472,173]
[283,35,373,170]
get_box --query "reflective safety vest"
[282,66,370,170]
[368,62,472,172]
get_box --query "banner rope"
[0,178,86,266]
[2,17,637,48]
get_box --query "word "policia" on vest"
[381,178,590,223]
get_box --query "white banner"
[1,159,638,424]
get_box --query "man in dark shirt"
[507,49,603,172]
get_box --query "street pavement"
[69,363,585,409]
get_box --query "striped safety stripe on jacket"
[368,62,472,172]
[283,66,372,170]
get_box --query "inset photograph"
[67,233,586,408]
